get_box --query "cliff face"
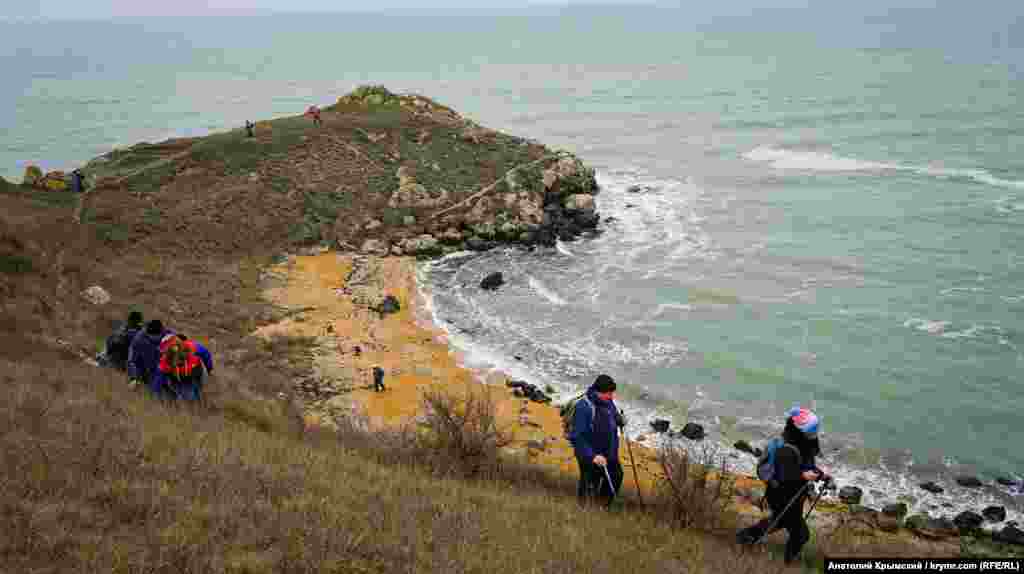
[74,85,599,259]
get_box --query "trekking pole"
[621,425,645,507]
[602,464,617,499]
[804,478,834,521]
[750,481,812,545]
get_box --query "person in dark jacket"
[101,311,144,370]
[372,365,386,392]
[128,319,174,398]
[736,407,828,563]
[71,169,85,194]
[569,374,625,506]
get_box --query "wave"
[527,275,568,306]
[555,240,574,257]
[745,146,1024,190]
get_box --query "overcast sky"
[6,0,669,19]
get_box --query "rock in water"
[838,486,864,505]
[81,285,111,306]
[650,419,671,434]
[479,272,504,291]
[954,511,984,533]
[983,506,1007,523]
[679,422,705,440]
[994,525,1024,546]
[997,477,1021,487]
[919,481,944,494]
[956,476,984,488]
[882,503,909,519]
[734,440,761,457]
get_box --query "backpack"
[107,326,139,367]
[756,437,801,487]
[560,393,593,442]
[159,337,201,381]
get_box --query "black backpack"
[107,327,139,368]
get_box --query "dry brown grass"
[655,441,739,533]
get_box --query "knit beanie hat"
[127,311,143,327]
[593,374,616,393]
[145,319,164,336]
[785,406,819,438]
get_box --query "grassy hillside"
[0,87,984,573]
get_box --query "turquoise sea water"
[4,6,1023,517]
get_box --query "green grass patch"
[142,207,162,226]
[0,254,33,274]
[687,287,741,305]
[189,117,309,177]
[0,183,79,208]
[94,222,131,243]
[289,190,355,245]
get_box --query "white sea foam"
[745,146,1024,189]
[527,275,568,306]
[903,318,952,335]
[555,240,574,257]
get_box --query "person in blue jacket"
[175,334,212,400]
[127,319,175,398]
[569,374,625,506]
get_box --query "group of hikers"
[566,374,832,564]
[99,311,213,403]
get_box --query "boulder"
[907,515,959,540]
[364,219,382,231]
[954,511,984,533]
[402,215,416,226]
[997,477,1021,487]
[956,476,983,488]
[650,419,671,434]
[882,502,909,519]
[81,285,111,306]
[400,234,439,255]
[678,422,705,441]
[440,227,463,244]
[994,525,1024,546]
[839,486,864,505]
[564,194,595,212]
[479,272,504,291]
[919,481,944,494]
[734,440,761,457]
[983,506,1007,523]
[360,239,389,256]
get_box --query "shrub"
[418,385,510,478]
[0,254,33,274]
[655,441,737,532]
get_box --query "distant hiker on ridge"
[245,120,255,138]
[306,105,322,127]
[567,374,625,506]
[736,406,831,564]
[71,169,85,194]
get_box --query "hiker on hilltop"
[245,120,255,138]
[156,335,207,402]
[71,169,86,194]
[736,407,830,564]
[100,311,144,370]
[306,105,322,127]
[568,374,626,506]
[128,319,174,397]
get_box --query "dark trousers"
[576,456,624,506]
[737,490,810,562]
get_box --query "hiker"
[100,310,144,370]
[156,335,206,402]
[372,365,386,392]
[306,105,322,127]
[128,319,175,398]
[568,374,626,506]
[71,169,85,194]
[245,120,255,138]
[736,406,830,564]
[176,334,212,400]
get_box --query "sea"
[3,3,1022,522]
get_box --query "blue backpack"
[756,438,801,487]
